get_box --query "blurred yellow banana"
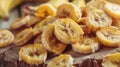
[0,0,23,18]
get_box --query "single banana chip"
[42,24,66,55]
[25,15,40,27]
[14,28,33,46]
[0,30,14,47]
[10,16,27,30]
[54,18,84,44]
[35,4,56,19]
[86,9,112,32]
[33,16,56,35]
[96,26,120,47]
[19,43,47,65]
[47,54,74,67]
[87,0,106,10]
[72,36,99,54]
[104,2,120,19]
[10,15,40,30]
[102,53,120,67]
[57,2,82,22]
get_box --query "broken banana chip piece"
[47,54,74,67]
[102,53,120,67]
[42,24,67,55]
[0,30,14,47]
[86,9,112,32]
[34,33,42,44]
[104,2,120,19]
[33,16,56,35]
[57,2,82,22]
[35,4,56,19]
[72,36,99,54]
[19,43,47,65]
[14,28,33,46]
[96,26,120,47]
[54,18,84,44]
[10,15,40,30]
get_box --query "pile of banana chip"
[0,0,120,67]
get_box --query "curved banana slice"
[14,28,33,46]
[96,26,120,47]
[57,2,82,22]
[33,16,56,35]
[42,24,66,55]
[102,53,120,67]
[87,0,106,10]
[47,54,74,67]
[35,4,56,19]
[10,15,40,30]
[19,43,47,65]
[72,36,99,54]
[54,18,84,44]
[104,2,120,19]
[86,9,112,32]
[0,30,14,47]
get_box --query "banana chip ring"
[54,18,84,44]
[57,2,82,22]
[42,24,66,55]
[86,9,112,32]
[33,16,56,35]
[35,4,56,19]
[47,54,74,67]
[96,26,120,47]
[14,28,33,46]
[104,2,120,19]
[10,15,40,30]
[72,36,99,54]
[102,53,120,67]
[0,30,14,47]
[19,43,47,65]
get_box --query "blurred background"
[0,0,120,29]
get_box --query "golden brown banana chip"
[47,54,74,67]
[19,43,47,65]
[14,28,33,46]
[72,36,100,54]
[102,53,120,67]
[57,2,82,22]
[0,30,14,47]
[96,26,120,47]
[54,18,84,44]
[10,16,27,30]
[104,2,120,19]
[33,16,56,35]
[10,15,40,30]
[42,24,66,55]
[35,4,56,19]
[86,9,112,32]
